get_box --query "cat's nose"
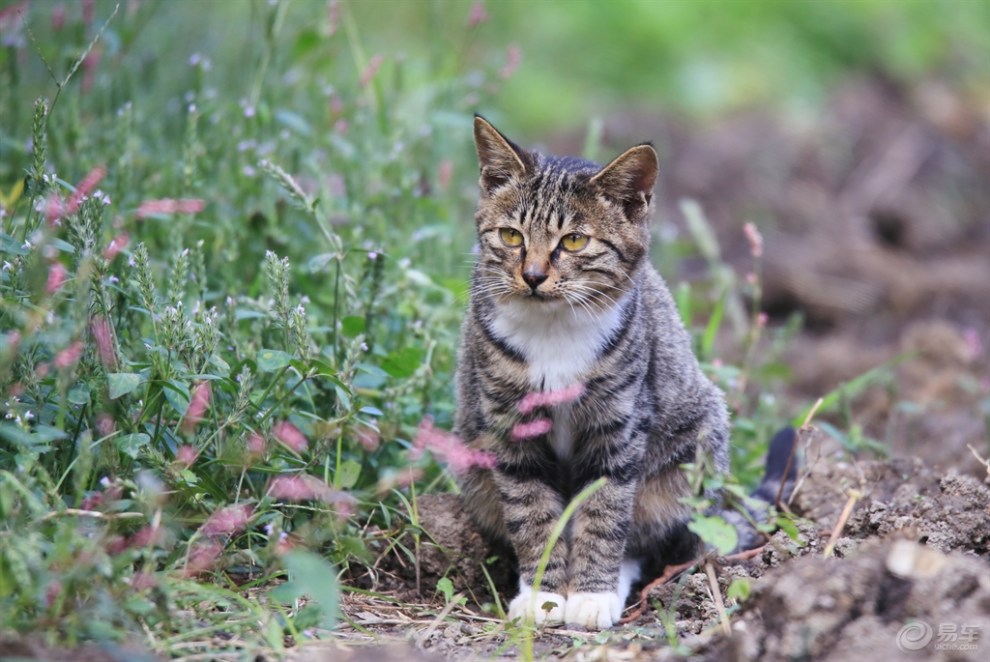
[522,266,548,291]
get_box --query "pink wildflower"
[511,418,553,441]
[46,262,68,295]
[181,381,211,434]
[176,444,199,467]
[90,316,116,368]
[414,417,497,475]
[95,413,116,437]
[35,362,50,379]
[51,3,65,31]
[129,523,163,548]
[500,44,522,79]
[105,535,127,556]
[326,0,339,35]
[467,1,488,27]
[245,432,266,460]
[273,420,308,454]
[104,233,129,260]
[4,331,20,353]
[356,425,380,452]
[437,159,453,191]
[268,474,320,501]
[53,341,84,370]
[184,540,223,576]
[200,503,253,537]
[377,467,424,493]
[743,222,763,259]
[517,382,585,415]
[132,571,156,591]
[334,118,349,135]
[45,579,62,609]
[757,312,768,328]
[82,0,94,25]
[963,327,983,362]
[135,198,204,219]
[45,166,106,225]
[360,54,385,87]
[80,491,104,510]
[82,45,101,93]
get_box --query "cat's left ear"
[590,144,659,222]
[473,115,531,195]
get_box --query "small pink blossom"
[45,579,62,609]
[90,316,116,368]
[437,159,453,191]
[326,0,339,35]
[4,331,20,353]
[268,474,320,501]
[132,571,156,591]
[105,535,127,556]
[743,222,763,259]
[68,166,106,212]
[135,198,204,219]
[377,467,424,493]
[334,118,349,135]
[46,262,68,295]
[129,523,163,548]
[467,1,488,27]
[181,381,211,434]
[35,362,50,379]
[80,491,104,510]
[273,420,308,454]
[413,417,497,475]
[511,418,553,441]
[746,272,758,285]
[184,540,223,576]
[53,341,84,370]
[245,432,266,459]
[500,44,522,80]
[51,3,65,31]
[82,45,101,93]
[104,233,129,260]
[963,327,983,362]
[96,413,116,437]
[82,0,94,25]
[518,382,584,415]
[200,503,253,537]
[356,426,380,452]
[360,54,385,87]
[176,444,199,467]
[757,312,768,328]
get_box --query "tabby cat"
[454,116,734,630]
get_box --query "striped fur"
[455,117,729,629]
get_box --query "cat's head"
[472,115,658,313]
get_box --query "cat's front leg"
[494,459,570,625]
[565,445,641,629]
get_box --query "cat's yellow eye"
[499,228,524,247]
[560,233,589,252]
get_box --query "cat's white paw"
[564,591,622,630]
[507,586,566,626]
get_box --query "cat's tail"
[724,426,799,551]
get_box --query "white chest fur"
[491,297,627,457]
[491,297,626,391]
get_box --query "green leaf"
[726,577,751,602]
[776,515,803,544]
[336,459,361,490]
[340,315,365,338]
[257,348,293,372]
[115,433,150,459]
[68,384,91,406]
[380,346,424,379]
[273,550,339,629]
[687,514,738,556]
[107,372,142,400]
[436,576,454,603]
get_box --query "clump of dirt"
[698,539,990,662]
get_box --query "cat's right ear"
[473,115,529,195]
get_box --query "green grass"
[0,0,970,657]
